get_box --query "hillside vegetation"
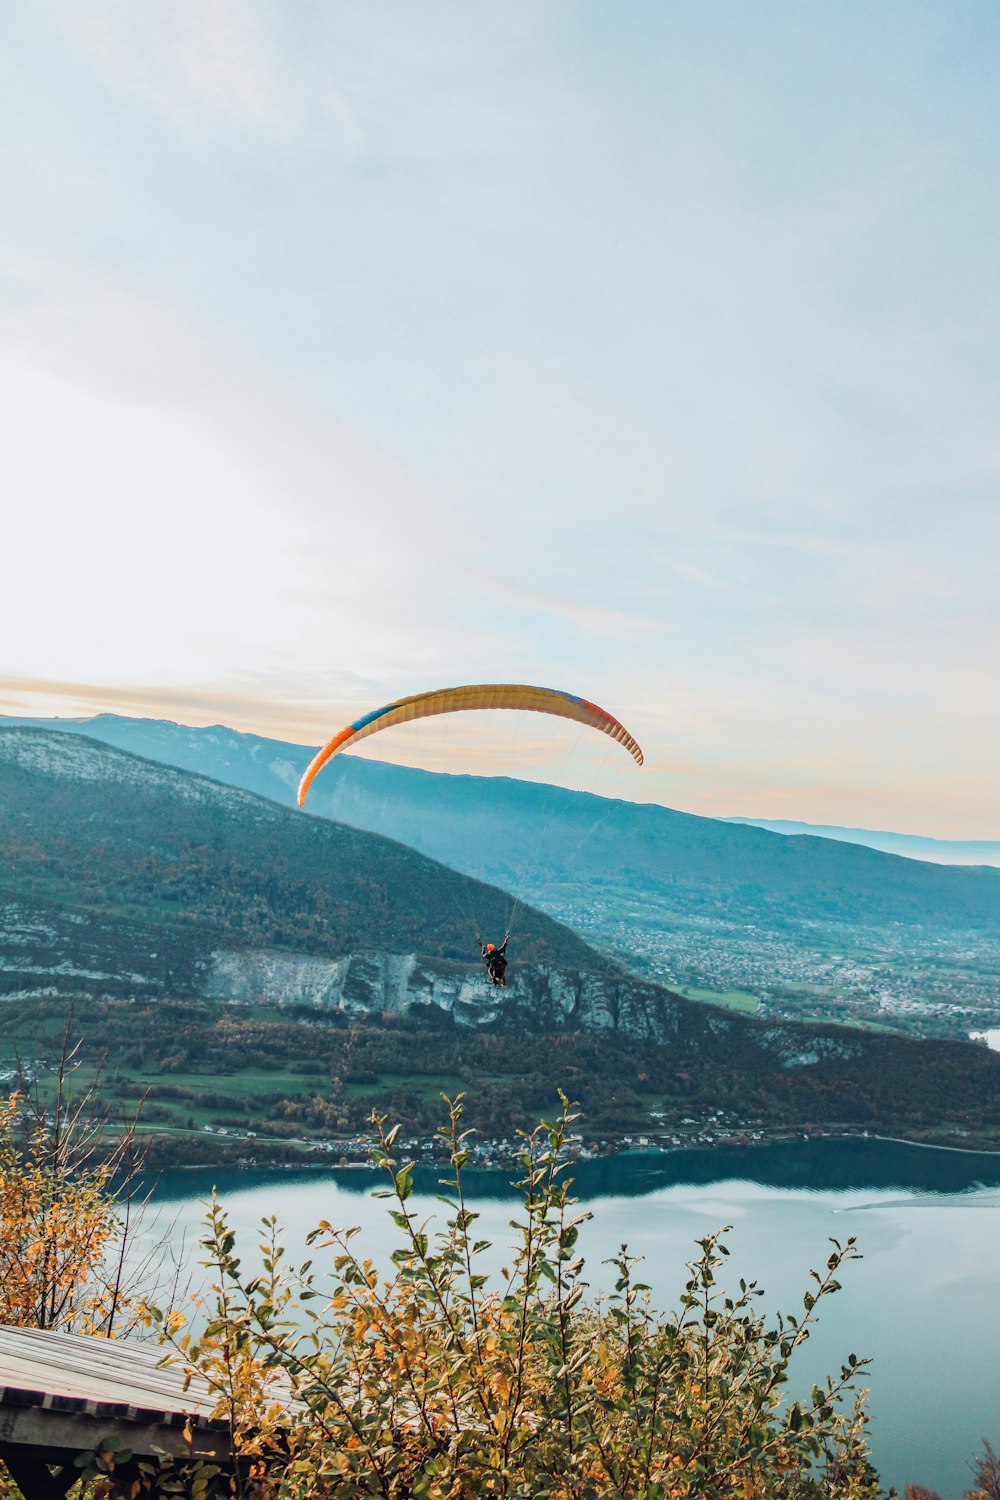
[8,713,998,932]
[6,714,998,1040]
[0,727,591,972]
[2,726,1000,1159]
[4,1080,999,1500]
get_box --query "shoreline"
[140,1126,1000,1173]
[870,1132,1000,1159]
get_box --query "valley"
[544,884,1000,1038]
[6,713,997,1040]
[1,725,999,1167]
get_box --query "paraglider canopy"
[296,682,643,806]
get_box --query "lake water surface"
[149,1140,1000,1499]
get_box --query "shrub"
[158,1095,881,1498]
[0,1046,147,1336]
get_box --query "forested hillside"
[7,712,998,932]
[3,725,1000,1158]
[0,726,591,976]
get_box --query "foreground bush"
[4,1087,997,1498]
[157,1096,881,1499]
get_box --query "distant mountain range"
[725,817,1000,868]
[3,725,1000,1151]
[3,714,997,940]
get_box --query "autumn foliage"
[151,1097,881,1499]
[0,1063,144,1337]
[3,1089,999,1499]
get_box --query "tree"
[0,1022,150,1336]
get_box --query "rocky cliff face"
[0,898,209,999]
[0,893,686,1046]
[0,887,869,1079]
[202,946,865,1067]
[203,945,691,1046]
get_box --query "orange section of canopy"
[296,683,643,806]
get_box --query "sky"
[2,1,998,836]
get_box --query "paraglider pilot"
[481,934,509,987]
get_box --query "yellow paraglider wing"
[297,683,643,805]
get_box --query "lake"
[148,1139,1000,1499]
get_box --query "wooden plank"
[0,1401,232,1461]
[0,1325,219,1416]
[0,1321,312,1488]
[0,1323,239,1472]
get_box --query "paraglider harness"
[481,934,509,987]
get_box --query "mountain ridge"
[725,816,1000,868]
[3,713,997,934]
[3,726,1000,1151]
[0,725,592,971]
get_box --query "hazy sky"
[2,2,998,835]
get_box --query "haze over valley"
[2,723,999,1168]
[7,713,997,1044]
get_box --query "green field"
[675,986,761,1014]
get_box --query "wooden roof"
[0,1323,233,1475]
[0,1324,219,1418]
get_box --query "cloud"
[0,271,499,698]
[65,0,363,147]
[491,582,665,643]
[2,2,999,838]
[0,671,380,745]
